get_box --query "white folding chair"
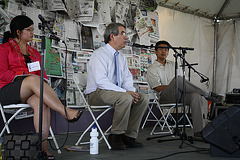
[0,103,62,154]
[150,103,193,135]
[141,90,175,135]
[73,73,113,150]
[141,100,158,129]
[141,90,193,135]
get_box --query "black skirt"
[0,78,24,106]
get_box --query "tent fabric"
[217,20,240,94]
[156,0,240,20]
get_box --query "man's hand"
[126,91,140,104]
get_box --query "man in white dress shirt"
[85,23,149,150]
[147,40,224,138]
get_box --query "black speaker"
[202,105,240,157]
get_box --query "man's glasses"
[120,31,127,37]
[158,48,169,51]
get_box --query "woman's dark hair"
[3,15,33,43]
[104,23,125,44]
[155,40,171,51]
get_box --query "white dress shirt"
[85,44,136,94]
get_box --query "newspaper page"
[64,19,81,50]
[96,0,112,24]
[52,13,65,48]
[135,8,149,37]
[28,35,41,52]
[115,1,129,26]
[0,8,10,29]
[92,28,104,50]
[81,25,94,51]
[25,6,41,35]
[48,0,67,12]
[64,0,94,22]
[135,17,149,37]
[7,0,23,18]
[148,11,160,39]
[59,49,74,78]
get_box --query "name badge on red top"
[27,61,41,72]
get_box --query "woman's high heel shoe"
[66,110,83,123]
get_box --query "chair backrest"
[73,72,88,89]
[73,73,89,106]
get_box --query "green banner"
[45,38,62,76]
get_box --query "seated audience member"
[147,40,224,138]
[85,23,149,150]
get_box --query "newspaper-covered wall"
[0,0,160,102]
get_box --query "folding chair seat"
[73,73,113,150]
[0,103,62,154]
[141,90,193,135]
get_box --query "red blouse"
[0,39,48,89]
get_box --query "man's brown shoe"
[108,134,126,150]
[121,135,143,148]
[206,92,224,103]
[193,131,205,142]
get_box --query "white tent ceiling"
[156,0,240,20]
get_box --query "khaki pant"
[88,89,149,138]
[159,76,206,133]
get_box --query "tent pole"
[216,0,231,19]
[213,20,219,93]
[213,0,230,93]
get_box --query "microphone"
[168,44,194,52]
[168,43,178,53]
[200,78,209,83]
[127,42,140,47]
[38,14,64,43]
[46,33,64,43]
[126,42,152,48]
[38,14,48,24]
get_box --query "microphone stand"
[179,49,187,148]
[36,14,68,158]
[36,18,47,159]
[170,47,181,137]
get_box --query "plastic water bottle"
[90,125,99,155]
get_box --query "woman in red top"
[0,15,82,158]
